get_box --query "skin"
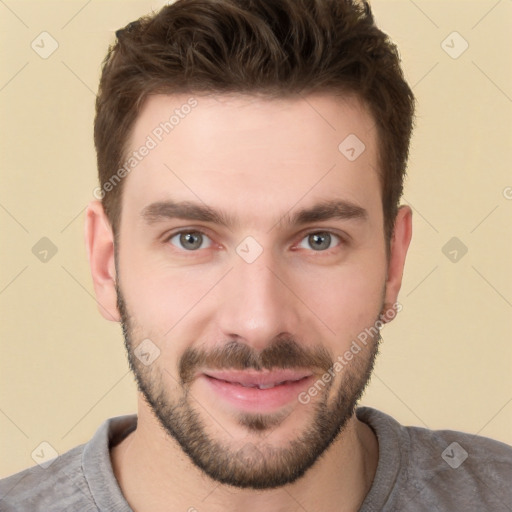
[85,92,412,512]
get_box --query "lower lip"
[200,374,314,412]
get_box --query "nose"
[214,247,301,351]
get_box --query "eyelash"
[164,229,346,254]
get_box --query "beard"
[116,281,381,490]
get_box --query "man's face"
[113,93,392,488]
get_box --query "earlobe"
[381,205,413,323]
[84,200,121,322]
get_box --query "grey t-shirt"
[1,406,511,511]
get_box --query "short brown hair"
[94,0,415,242]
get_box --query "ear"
[84,200,120,322]
[381,205,412,323]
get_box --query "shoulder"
[0,414,136,512]
[357,406,512,511]
[0,443,97,512]
[405,421,512,500]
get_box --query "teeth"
[258,383,277,389]
[237,382,282,389]
[232,379,300,389]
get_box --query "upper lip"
[202,369,313,387]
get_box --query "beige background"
[1,0,511,478]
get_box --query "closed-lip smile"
[198,369,315,412]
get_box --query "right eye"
[167,230,213,251]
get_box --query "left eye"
[297,232,341,251]
[168,231,212,251]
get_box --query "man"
[1,0,511,510]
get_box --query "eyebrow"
[140,198,368,229]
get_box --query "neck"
[111,399,378,512]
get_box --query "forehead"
[120,92,381,229]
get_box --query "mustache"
[179,334,333,385]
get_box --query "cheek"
[119,258,219,352]
[117,232,205,325]
[292,259,386,337]
[123,275,203,329]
